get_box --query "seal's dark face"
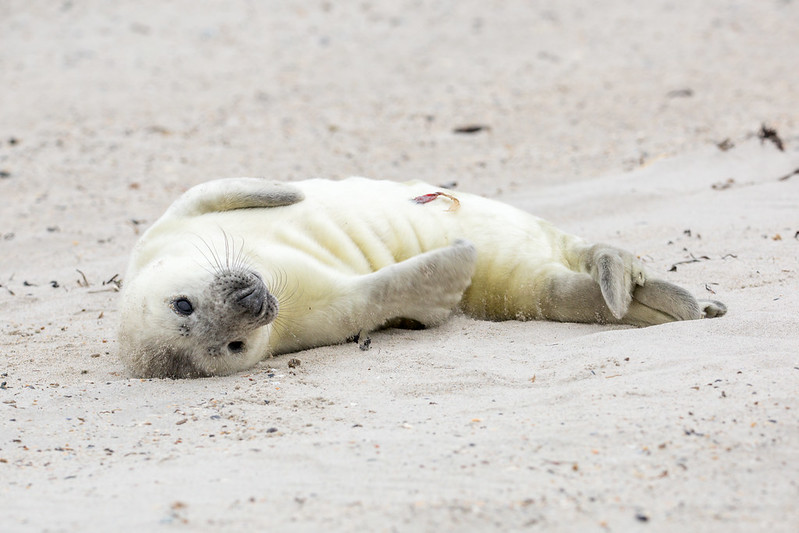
[170,268,277,364]
[119,263,278,379]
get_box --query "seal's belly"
[197,177,565,282]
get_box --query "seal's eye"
[227,341,245,353]
[172,298,194,316]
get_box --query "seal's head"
[118,258,277,378]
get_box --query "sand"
[1,1,798,531]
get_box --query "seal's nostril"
[236,286,265,314]
[237,286,257,301]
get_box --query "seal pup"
[118,177,726,378]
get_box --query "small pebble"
[359,336,371,351]
[453,124,489,134]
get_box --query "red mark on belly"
[411,191,460,212]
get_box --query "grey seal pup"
[118,177,726,378]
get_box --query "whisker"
[234,235,249,271]
[192,257,215,276]
[190,233,223,275]
[270,268,302,313]
[261,267,305,345]
[222,229,232,270]
[205,233,224,274]
[230,234,241,270]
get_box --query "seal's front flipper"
[165,178,304,218]
[270,243,475,355]
[363,239,477,329]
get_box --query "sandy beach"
[1,1,798,531]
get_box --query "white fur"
[118,177,725,378]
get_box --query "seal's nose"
[216,269,269,317]
[235,284,266,315]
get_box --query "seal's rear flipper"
[165,178,304,218]
[572,243,727,326]
[700,300,727,318]
[583,244,646,320]
[631,279,701,321]
[622,280,727,326]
